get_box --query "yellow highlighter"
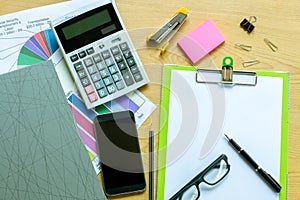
[146,7,188,55]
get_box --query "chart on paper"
[0,0,99,74]
[17,29,59,67]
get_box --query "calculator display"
[62,10,112,40]
[54,3,122,53]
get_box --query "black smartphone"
[94,110,146,197]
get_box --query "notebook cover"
[0,61,106,199]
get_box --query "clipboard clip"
[146,8,188,47]
[196,56,257,86]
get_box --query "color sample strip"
[69,104,95,138]
[40,31,51,55]
[127,91,145,107]
[95,105,111,114]
[34,31,51,57]
[44,29,59,54]
[115,95,139,112]
[68,104,96,156]
[68,94,97,121]
[78,127,98,154]
[68,93,105,158]
[24,36,48,60]
[18,48,45,66]
[105,101,124,111]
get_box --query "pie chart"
[17,29,59,67]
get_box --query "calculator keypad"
[71,42,144,105]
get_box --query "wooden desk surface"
[1,0,299,199]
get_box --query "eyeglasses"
[169,154,230,200]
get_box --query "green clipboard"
[157,65,289,200]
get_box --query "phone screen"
[94,110,146,196]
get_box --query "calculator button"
[77,70,87,79]
[74,62,83,71]
[133,72,143,82]
[100,69,110,78]
[78,51,87,58]
[83,58,94,67]
[84,84,94,94]
[105,57,115,66]
[107,84,116,94]
[126,57,136,66]
[103,76,113,86]
[111,46,120,55]
[86,47,95,55]
[87,65,97,74]
[115,81,125,90]
[81,78,90,87]
[88,92,98,102]
[99,44,105,49]
[96,61,106,71]
[108,65,118,74]
[93,53,102,63]
[114,54,123,63]
[98,88,108,98]
[101,50,111,59]
[119,42,129,51]
[111,37,121,43]
[121,68,134,86]
[70,54,79,62]
[130,65,139,74]
[112,73,121,82]
[117,61,127,70]
[94,80,105,90]
[91,72,101,82]
[123,51,132,59]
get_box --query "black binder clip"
[240,16,257,33]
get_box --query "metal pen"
[224,134,282,193]
[149,129,154,200]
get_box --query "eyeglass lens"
[179,159,229,200]
[203,159,228,184]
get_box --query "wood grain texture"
[1,0,299,199]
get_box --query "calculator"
[51,0,149,109]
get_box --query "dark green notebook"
[0,61,106,199]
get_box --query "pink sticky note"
[177,19,225,64]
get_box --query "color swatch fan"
[17,29,59,67]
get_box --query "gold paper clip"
[242,60,260,68]
[235,43,252,51]
[264,38,278,52]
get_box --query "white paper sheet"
[0,0,99,74]
[164,70,283,199]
